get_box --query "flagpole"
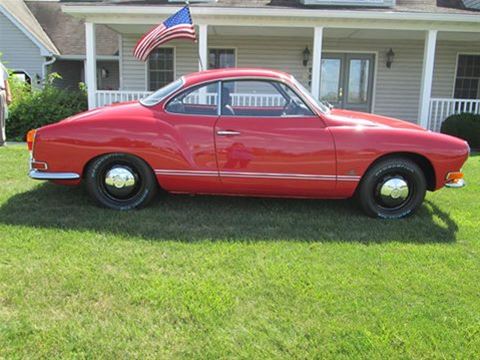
[197,36,205,72]
[186,0,205,71]
[198,45,205,72]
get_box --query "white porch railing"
[96,91,153,108]
[429,98,480,132]
[95,91,285,108]
[184,93,285,107]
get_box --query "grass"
[0,145,479,359]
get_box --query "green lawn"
[0,145,479,359]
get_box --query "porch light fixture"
[303,47,311,67]
[386,48,395,69]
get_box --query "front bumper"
[445,179,466,188]
[29,170,80,181]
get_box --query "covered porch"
[63,4,480,131]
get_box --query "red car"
[28,68,469,218]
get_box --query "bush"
[6,73,87,141]
[441,113,480,150]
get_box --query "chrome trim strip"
[154,169,218,177]
[337,175,362,182]
[154,169,361,182]
[217,130,242,136]
[29,170,80,180]
[220,171,336,181]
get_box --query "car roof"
[182,68,293,86]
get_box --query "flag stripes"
[133,6,196,61]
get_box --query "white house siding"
[432,40,480,98]
[120,34,475,123]
[0,11,45,83]
[121,34,306,91]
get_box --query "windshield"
[141,78,184,106]
[291,77,330,114]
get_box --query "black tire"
[85,153,158,210]
[357,157,427,219]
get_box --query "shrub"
[6,73,87,141]
[441,113,480,150]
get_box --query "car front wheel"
[86,153,158,210]
[357,157,427,219]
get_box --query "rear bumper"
[29,170,80,181]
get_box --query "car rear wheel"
[86,153,158,210]
[357,157,427,219]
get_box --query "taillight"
[27,129,36,152]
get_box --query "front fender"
[329,126,469,193]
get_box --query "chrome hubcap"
[379,177,409,208]
[104,166,137,198]
[105,167,136,189]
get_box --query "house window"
[208,49,236,69]
[148,48,174,91]
[208,49,236,92]
[454,54,480,99]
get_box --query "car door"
[214,79,336,197]
[156,81,221,193]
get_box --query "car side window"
[221,80,314,117]
[166,82,219,116]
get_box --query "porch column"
[198,24,208,71]
[85,22,97,109]
[418,30,438,129]
[311,26,324,100]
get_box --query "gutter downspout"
[42,56,56,86]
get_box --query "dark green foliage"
[6,74,87,141]
[441,113,480,149]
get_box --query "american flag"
[133,6,196,61]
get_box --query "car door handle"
[217,130,241,136]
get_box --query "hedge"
[441,113,480,150]
[6,74,87,141]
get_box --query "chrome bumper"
[29,170,80,180]
[445,179,466,188]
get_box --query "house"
[3,0,480,132]
[0,0,58,86]
[61,0,480,132]
[0,0,119,90]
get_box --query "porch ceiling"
[106,24,480,42]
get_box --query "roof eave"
[61,5,480,24]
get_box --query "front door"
[214,79,336,197]
[320,53,375,112]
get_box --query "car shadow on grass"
[0,183,458,243]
